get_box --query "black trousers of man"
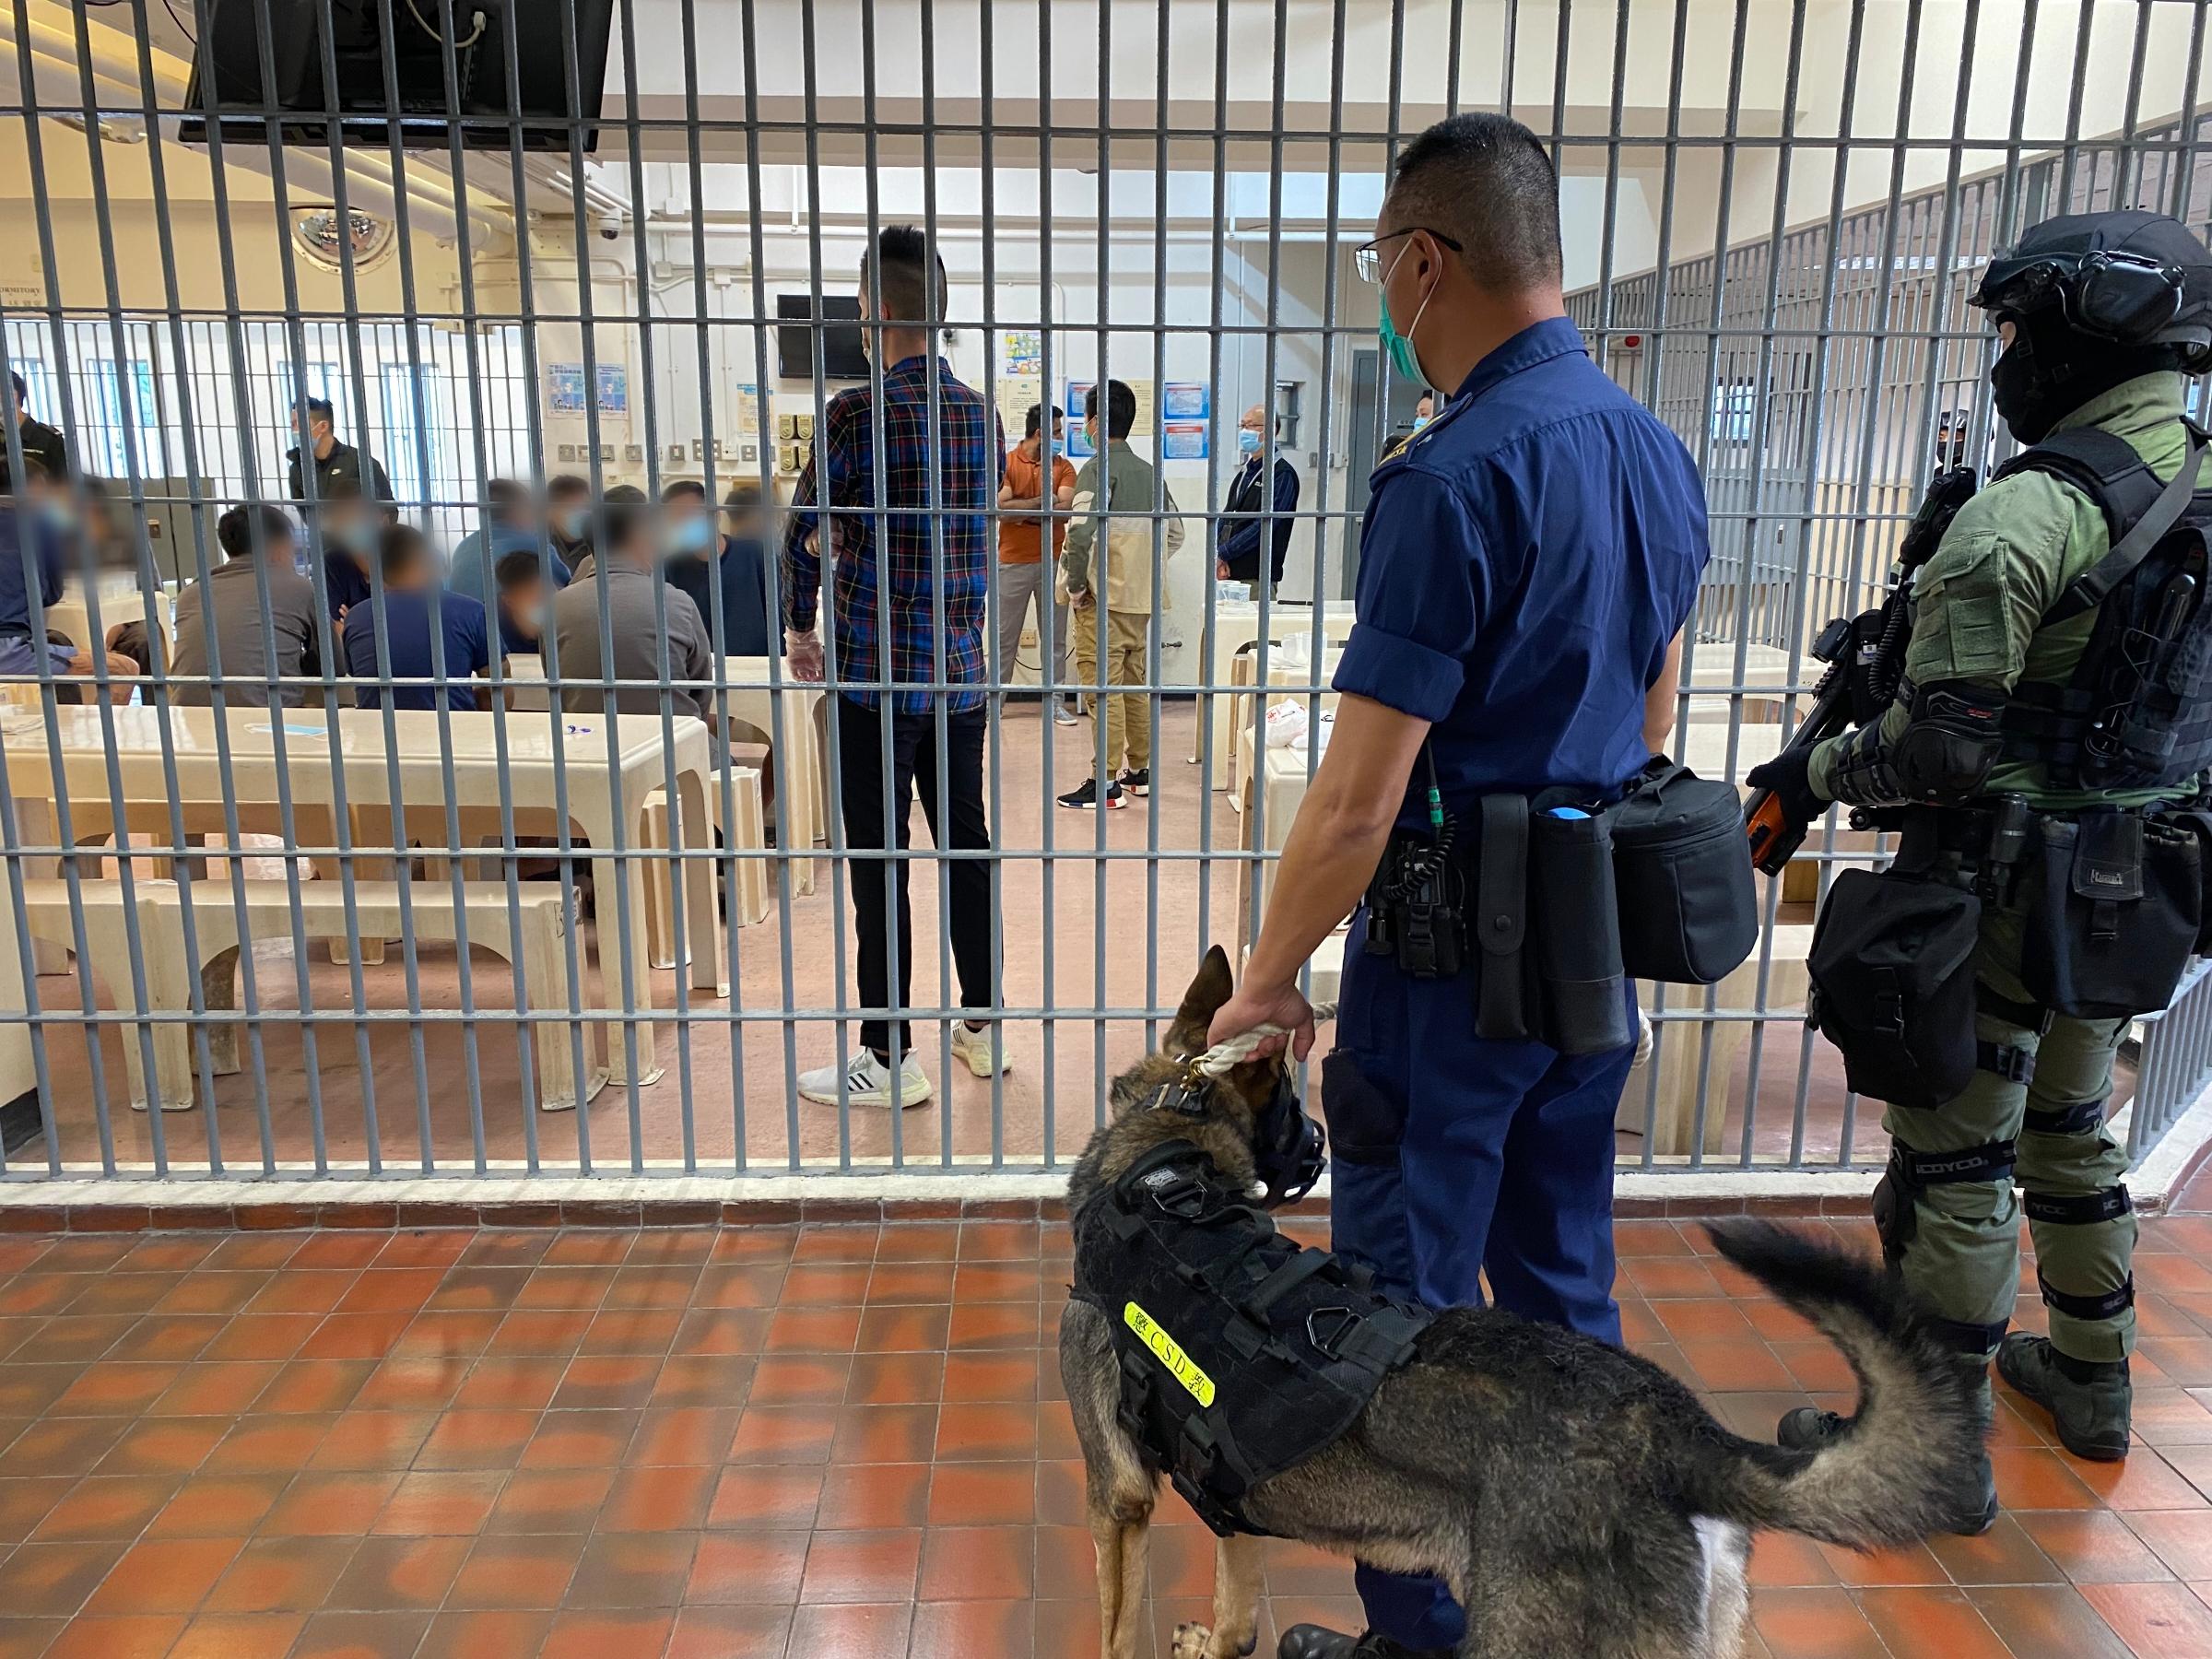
[835,694,997,1055]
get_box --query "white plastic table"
[1188,599,1357,790]
[0,703,723,1084]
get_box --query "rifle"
[1742,465,1982,876]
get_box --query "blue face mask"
[559,507,591,542]
[337,521,379,558]
[37,500,76,536]
[1411,413,1431,432]
[671,514,715,556]
[1237,429,1261,454]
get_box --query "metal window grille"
[1,0,2208,1192]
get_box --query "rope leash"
[1190,1001,1339,1078]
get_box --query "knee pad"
[1874,1137,2019,1267]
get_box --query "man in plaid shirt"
[783,225,1006,1110]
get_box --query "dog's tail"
[1688,1220,1984,1549]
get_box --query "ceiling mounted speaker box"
[178,0,613,154]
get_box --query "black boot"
[1277,1628,1452,1659]
[1775,1398,1999,1536]
[1997,1333,2132,1462]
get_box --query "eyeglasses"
[1354,227,1465,283]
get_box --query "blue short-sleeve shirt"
[1335,317,1710,818]
[344,588,494,712]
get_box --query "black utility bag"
[1608,757,1760,984]
[2019,809,2202,1019]
[2161,804,2212,954]
[1806,865,1983,1109]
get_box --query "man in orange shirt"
[997,401,1080,724]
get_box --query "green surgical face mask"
[1378,241,1434,385]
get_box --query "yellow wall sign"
[1124,1301,1216,1406]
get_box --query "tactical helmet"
[1971,210,2212,366]
[1970,210,2212,441]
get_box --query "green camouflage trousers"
[1879,893,2137,1366]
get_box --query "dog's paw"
[1171,1621,1215,1659]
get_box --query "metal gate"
[2,0,2208,1189]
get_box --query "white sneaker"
[949,1021,1012,1078]
[797,1050,933,1109]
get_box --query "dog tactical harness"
[1069,1140,1434,1538]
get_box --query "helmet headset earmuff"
[1992,250,2188,351]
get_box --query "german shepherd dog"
[1060,948,1988,1659]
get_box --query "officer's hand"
[1746,747,1825,827]
[1206,980,1316,1065]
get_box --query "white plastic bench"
[20,877,598,1115]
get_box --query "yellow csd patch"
[1124,1300,1216,1406]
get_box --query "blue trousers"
[1326,912,1635,1652]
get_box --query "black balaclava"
[1990,305,2181,444]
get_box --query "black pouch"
[1528,805,1633,1054]
[2019,810,2200,1019]
[1474,795,1535,1041]
[1806,866,1982,1109]
[2159,806,2212,954]
[1608,758,1759,984]
[1318,1051,1406,1167]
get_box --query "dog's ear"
[1165,945,1235,1057]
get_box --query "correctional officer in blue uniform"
[1206,113,1711,1659]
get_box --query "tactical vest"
[1068,1141,1434,1537]
[1991,422,2212,792]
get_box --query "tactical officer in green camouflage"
[1750,209,2212,1534]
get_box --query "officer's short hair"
[301,395,335,425]
[1025,402,1063,440]
[1386,112,1563,291]
[1086,380,1138,441]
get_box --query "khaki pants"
[1880,889,2136,1365]
[1071,604,1151,781]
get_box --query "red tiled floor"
[0,1214,2206,1654]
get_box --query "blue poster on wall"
[547,363,587,415]
[1161,382,1208,422]
[1065,380,1096,458]
[596,364,629,415]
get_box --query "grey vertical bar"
[1037,0,1060,1166]
[555,0,649,1165]
[602,0,702,1174]
[675,0,754,1177]
[427,0,542,1167]
[735,0,808,1173]
[854,0,903,1162]
[488,0,591,1170]
[1633,0,1692,1168]
[977,0,1006,1168]
[794,0,860,1168]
